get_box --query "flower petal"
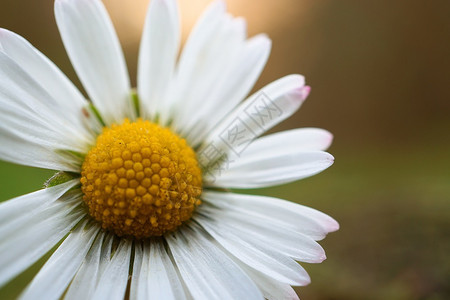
[207,150,334,188]
[0,183,83,288]
[130,243,150,300]
[198,75,309,164]
[130,242,148,300]
[0,191,81,251]
[166,224,263,299]
[64,231,106,300]
[137,0,180,120]
[0,29,97,138]
[202,191,339,241]
[131,240,187,300]
[197,204,327,263]
[0,53,91,171]
[171,13,247,133]
[239,128,334,157]
[92,239,132,300]
[148,241,187,299]
[97,233,115,279]
[0,179,77,228]
[20,220,99,300]
[239,265,300,300]
[211,128,333,187]
[55,0,134,125]
[185,34,272,147]
[196,214,311,285]
[165,0,232,126]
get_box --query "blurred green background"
[1,0,449,299]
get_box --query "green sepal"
[88,103,106,127]
[44,171,79,188]
[131,89,141,118]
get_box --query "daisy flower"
[0,0,339,299]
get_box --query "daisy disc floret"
[81,119,202,238]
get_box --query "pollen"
[81,119,202,238]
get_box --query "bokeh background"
[1,0,449,299]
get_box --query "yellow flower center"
[80,119,202,238]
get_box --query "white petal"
[172,14,247,134]
[97,233,114,280]
[130,242,148,300]
[131,240,187,300]
[0,53,91,171]
[202,191,339,241]
[0,179,77,228]
[137,0,180,120]
[0,189,81,243]
[186,34,272,147]
[164,0,228,126]
[219,248,301,299]
[211,128,334,187]
[198,75,310,166]
[238,128,334,157]
[149,241,187,299]
[0,183,83,288]
[207,150,334,188]
[0,29,96,139]
[196,215,311,285]
[55,0,134,125]
[92,239,132,300]
[240,265,300,300]
[20,221,99,300]
[174,0,226,88]
[0,119,80,172]
[197,204,327,263]
[166,224,263,300]
[64,231,106,300]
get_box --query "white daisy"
[0,0,339,299]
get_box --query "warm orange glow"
[103,0,313,46]
[103,0,148,47]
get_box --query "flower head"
[0,0,338,299]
